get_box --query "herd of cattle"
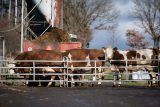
[11,47,160,87]
[105,47,160,86]
[14,49,105,87]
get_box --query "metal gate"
[0,59,160,87]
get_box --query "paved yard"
[0,85,160,107]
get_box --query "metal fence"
[0,59,160,87]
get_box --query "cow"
[14,50,64,87]
[105,47,160,87]
[62,49,105,86]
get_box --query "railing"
[0,59,160,87]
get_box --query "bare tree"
[0,14,21,57]
[108,23,118,47]
[132,0,160,49]
[126,29,148,49]
[63,0,118,47]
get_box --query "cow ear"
[113,47,117,50]
[102,48,106,53]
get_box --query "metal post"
[125,59,128,80]
[63,56,68,87]
[2,36,5,60]
[94,60,97,81]
[15,0,18,26]
[60,0,63,29]
[1,0,3,19]
[158,56,159,74]
[20,0,24,53]
[8,0,11,22]
[33,61,35,81]
[158,56,160,83]
[66,58,69,87]
[51,0,54,27]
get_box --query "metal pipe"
[23,0,42,20]
[66,57,69,87]
[15,0,18,26]
[33,61,35,81]
[39,24,52,37]
[158,56,159,75]
[94,60,97,81]
[1,0,3,19]
[8,0,11,26]
[2,36,5,60]
[60,0,63,29]
[0,59,160,85]
[125,59,128,80]
[20,0,24,53]
[51,0,54,27]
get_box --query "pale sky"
[89,0,152,50]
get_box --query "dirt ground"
[0,84,160,107]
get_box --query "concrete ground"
[0,85,160,107]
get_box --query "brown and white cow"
[105,47,160,87]
[14,50,64,87]
[62,49,105,86]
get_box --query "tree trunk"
[153,37,160,49]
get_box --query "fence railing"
[0,59,160,87]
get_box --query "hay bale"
[36,27,70,43]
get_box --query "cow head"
[105,47,114,60]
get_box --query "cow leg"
[155,74,159,87]
[79,71,85,86]
[113,71,119,87]
[47,76,55,87]
[118,73,122,86]
[71,74,75,87]
[92,75,96,87]
[158,75,160,87]
[152,73,158,87]
[73,71,79,86]
[23,75,30,86]
[148,73,152,87]
[74,70,84,87]
[47,75,64,87]
[148,72,157,87]
[79,75,84,86]
[49,75,65,87]
[91,68,97,87]
[47,78,53,87]
[37,75,47,87]
[27,75,39,87]
[67,74,75,87]
[98,67,102,85]
[58,75,65,87]
[113,73,117,87]
[98,74,102,85]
